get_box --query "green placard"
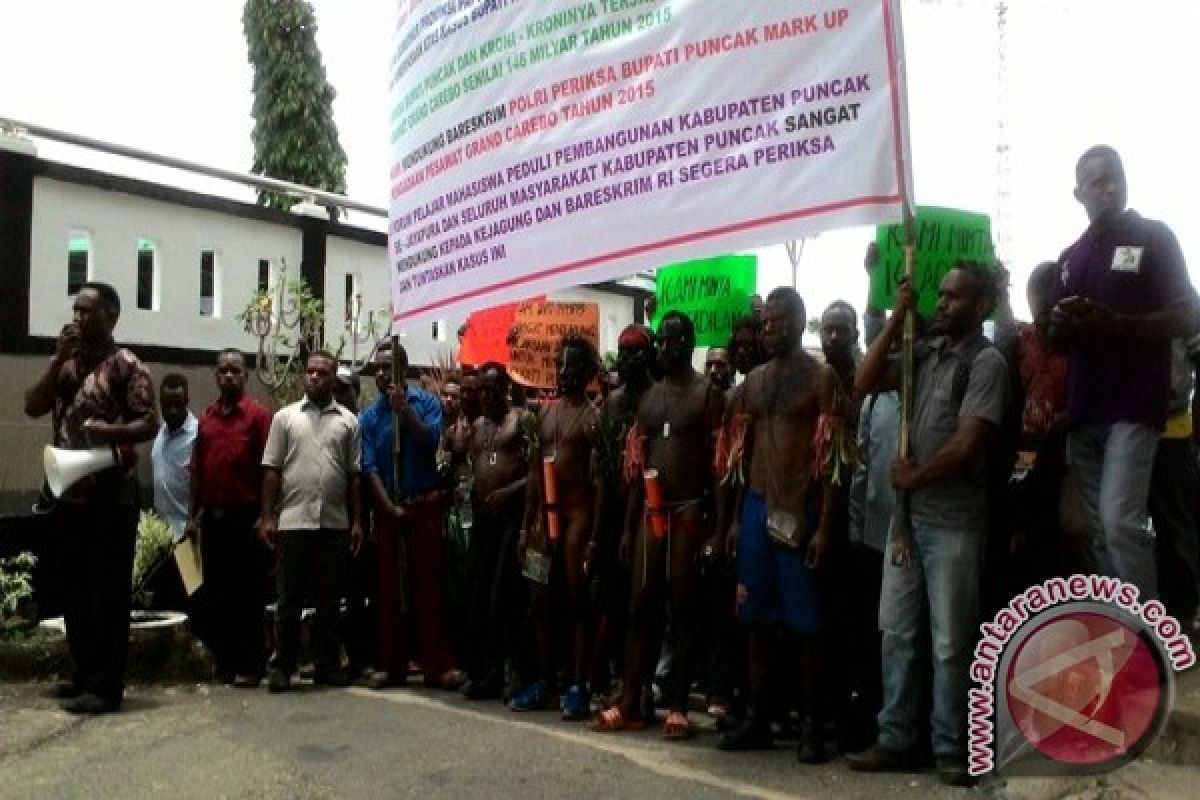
[652,254,757,347]
[869,206,995,317]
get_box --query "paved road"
[0,681,1195,799]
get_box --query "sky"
[2,0,1197,329]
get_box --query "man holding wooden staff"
[849,265,1007,786]
[361,341,461,690]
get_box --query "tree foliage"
[243,0,348,214]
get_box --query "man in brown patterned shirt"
[24,282,158,715]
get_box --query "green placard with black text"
[652,255,757,347]
[870,207,994,317]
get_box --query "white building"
[0,133,649,509]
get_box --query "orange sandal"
[591,706,647,733]
[662,711,693,740]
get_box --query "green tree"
[243,0,348,214]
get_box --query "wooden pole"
[391,333,409,612]
[891,207,917,568]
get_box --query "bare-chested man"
[593,311,724,740]
[718,287,842,763]
[443,370,481,662]
[705,347,734,392]
[589,324,657,699]
[461,363,532,701]
[511,335,602,717]
[729,314,767,384]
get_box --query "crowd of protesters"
[25,145,1200,787]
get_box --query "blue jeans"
[877,518,983,758]
[1068,423,1159,599]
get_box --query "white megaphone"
[43,445,119,497]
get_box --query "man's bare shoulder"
[815,360,839,388]
[636,380,664,410]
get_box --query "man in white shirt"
[260,351,363,692]
[151,373,196,542]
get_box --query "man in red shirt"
[187,348,274,686]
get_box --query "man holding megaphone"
[24,282,159,715]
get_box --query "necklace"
[482,413,505,466]
[552,398,591,454]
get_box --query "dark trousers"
[828,542,884,748]
[270,529,347,675]
[55,503,138,701]
[343,537,377,673]
[201,506,268,679]
[464,497,526,682]
[1150,437,1200,623]
[376,501,456,680]
[700,565,744,705]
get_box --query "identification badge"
[766,509,803,549]
[522,549,551,584]
[489,452,497,466]
[662,422,670,438]
[1111,246,1143,273]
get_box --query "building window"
[136,238,158,311]
[67,231,91,295]
[344,273,360,332]
[431,320,441,340]
[257,259,270,293]
[200,250,218,317]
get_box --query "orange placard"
[457,295,544,367]
[507,301,600,389]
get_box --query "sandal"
[706,700,730,721]
[434,669,466,691]
[590,705,647,733]
[662,711,693,741]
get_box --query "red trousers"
[376,500,456,681]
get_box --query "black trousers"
[201,506,268,678]
[55,503,138,701]
[826,542,884,747]
[464,497,526,682]
[270,529,347,675]
[342,535,377,673]
[1150,437,1200,623]
[699,564,744,706]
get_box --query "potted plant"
[39,511,209,682]
[0,551,37,638]
[0,551,70,679]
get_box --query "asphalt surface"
[1,681,1196,800]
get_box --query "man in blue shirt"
[361,341,462,690]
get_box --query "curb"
[0,615,213,683]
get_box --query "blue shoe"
[561,683,590,720]
[509,680,554,712]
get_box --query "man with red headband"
[593,311,724,740]
[588,324,657,703]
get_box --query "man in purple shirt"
[1049,145,1200,598]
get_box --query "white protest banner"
[389,0,912,326]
